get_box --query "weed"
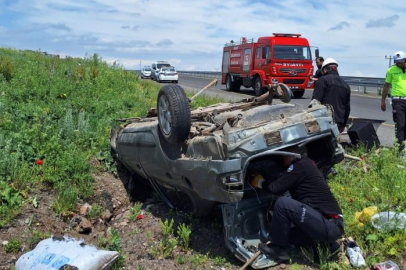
[145,231,153,241]
[177,223,191,251]
[176,255,187,265]
[52,185,79,215]
[97,228,125,268]
[129,202,143,221]
[0,180,22,226]
[4,239,21,253]
[160,218,174,239]
[211,255,227,266]
[130,227,141,235]
[27,230,51,249]
[190,252,209,266]
[88,204,103,220]
[149,218,177,259]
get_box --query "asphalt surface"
[147,74,396,147]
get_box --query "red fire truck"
[221,33,319,98]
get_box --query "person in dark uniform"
[311,58,351,133]
[250,146,344,261]
[310,57,324,87]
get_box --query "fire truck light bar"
[272,33,301,37]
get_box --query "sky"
[0,0,405,77]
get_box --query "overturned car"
[109,84,344,268]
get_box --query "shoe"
[346,242,365,267]
[258,243,290,262]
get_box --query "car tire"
[226,75,241,92]
[157,84,191,143]
[253,76,265,96]
[293,89,305,98]
[174,80,178,84]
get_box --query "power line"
[333,56,382,59]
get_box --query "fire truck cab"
[221,33,318,98]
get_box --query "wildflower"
[137,214,143,220]
[35,159,43,165]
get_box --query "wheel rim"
[158,95,172,135]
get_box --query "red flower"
[137,214,143,220]
[35,159,43,165]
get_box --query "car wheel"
[253,76,265,96]
[174,80,178,84]
[226,75,241,92]
[157,84,191,143]
[293,89,305,98]
[276,84,293,103]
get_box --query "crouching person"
[250,145,344,262]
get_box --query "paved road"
[149,74,396,146]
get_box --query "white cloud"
[0,0,405,76]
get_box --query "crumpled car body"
[110,99,344,268]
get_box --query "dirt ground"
[0,160,319,270]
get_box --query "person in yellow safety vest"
[381,51,406,152]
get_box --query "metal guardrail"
[177,71,386,94]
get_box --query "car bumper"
[159,75,179,81]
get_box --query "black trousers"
[392,99,406,151]
[269,197,343,248]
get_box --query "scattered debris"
[354,206,378,227]
[371,212,406,231]
[15,236,119,270]
[346,241,366,267]
[344,153,362,161]
[373,261,400,270]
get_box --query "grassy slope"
[0,48,219,225]
[1,48,406,268]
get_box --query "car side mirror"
[266,59,271,64]
[315,49,319,58]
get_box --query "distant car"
[141,66,152,78]
[157,66,178,83]
[151,61,171,81]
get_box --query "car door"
[221,195,280,269]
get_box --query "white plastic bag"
[15,236,119,270]
[371,212,406,231]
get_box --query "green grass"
[4,239,21,253]
[0,48,220,225]
[330,146,406,266]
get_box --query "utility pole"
[385,55,393,68]
[139,60,142,71]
